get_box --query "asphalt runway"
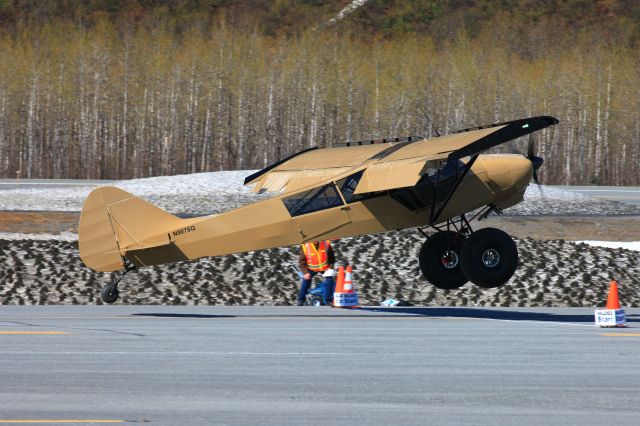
[1,306,639,426]
[0,179,111,190]
[551,185,640,206]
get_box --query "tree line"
[0,20,639,184]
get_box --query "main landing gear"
[418,212,518,290]
[419,231,467,290]
[100,260,136,304]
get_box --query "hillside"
[0,1,639,184]
[1,0,639,42]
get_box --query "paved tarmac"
[0,179,112,190]
[1,306,639,426]
[551,185,640,206]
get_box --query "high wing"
[244,116,558,194]
[243,141,400,193]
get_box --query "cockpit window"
[336,170,383,204]
[390,159,466,211]
[337,171,364,203]
[423,159,460,183]
[283,183,344,217]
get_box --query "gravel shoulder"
[1,229,639,307]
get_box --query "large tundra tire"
[460,227,518,288]
[419,231,468,290]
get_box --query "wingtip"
[540,115,560,125]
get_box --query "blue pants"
[298,271,335,304]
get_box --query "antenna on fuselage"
[416,102,440,137]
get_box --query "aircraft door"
[292,205,351,241]
[283,183,352,242]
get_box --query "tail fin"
[78,186,182,272]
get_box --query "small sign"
[594,309,626,327]
[334,292,359,307]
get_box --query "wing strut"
[429,155,479,225]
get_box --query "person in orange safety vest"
[297,240,336,306]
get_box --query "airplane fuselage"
[123,154,533,268]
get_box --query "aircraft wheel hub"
[440,250,459,269]
[481,248,500,268]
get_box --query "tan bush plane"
[78,116,559,303]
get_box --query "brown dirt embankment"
[0,211,638,242]
[479,216,640,241]
[0,211,79,234]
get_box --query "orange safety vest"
[302,240,331,272]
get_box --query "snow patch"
[0,171,260,212]
[0,171,638,216]
[116,170,257,196]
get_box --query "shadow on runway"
[132,313,235,319]
[128,308,638,323]
[358,307,639,323]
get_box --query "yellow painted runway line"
[0,331,68,335]
[0,421,124,424]
[600,333,640,337]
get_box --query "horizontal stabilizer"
[78,186,182,272]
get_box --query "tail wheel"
[460,227,518,288]
[418,231,468,290]
[100,284,120,304]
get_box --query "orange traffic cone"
[334,266,345,294]
[595,279,626,327]
[334,265,359,308]
[344,266,354,292]
[606,280,621,309]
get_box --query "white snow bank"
[523,185,591,200]
[117,170,257,196]
[0,171,259,211]
[573,241,640,251]
[0,171,638,215]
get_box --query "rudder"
[78,186,182,272]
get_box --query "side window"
[390,159,465,211]
[283,184,344,217]
[336,170,387,204]
[337,170,364,203]
[427,159,459,184]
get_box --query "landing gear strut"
[101,260,136,304]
